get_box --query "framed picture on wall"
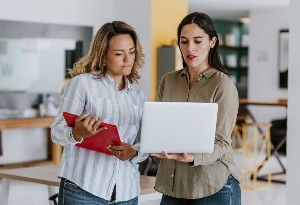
[278,29,289,88]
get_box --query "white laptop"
[140,102,218,154]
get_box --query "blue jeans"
[160,175,241,205]
[58,178,138,205]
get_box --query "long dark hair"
[177,12,229,75]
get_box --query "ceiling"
[188,0,290,21]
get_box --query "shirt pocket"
[128,104,143,126]
[88,96,114,122]
[189,95,213,103]
[121,104,143,144]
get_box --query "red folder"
[62,112,122,155]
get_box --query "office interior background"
[0,0,299,204]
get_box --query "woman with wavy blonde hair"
[70,21,144,83]
[51,21,148,205]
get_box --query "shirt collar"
[102,73,132,91]
[180,67,218,79]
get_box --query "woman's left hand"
[151,152,194,163]
[109,143,137,161]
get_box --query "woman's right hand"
[151,152,195,163]
[72,115,106,142]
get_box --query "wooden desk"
[239,98,287,107]
[0,117,62,167]
[0,117,54,130]
[238,98,288,127]
[0,165,157,205]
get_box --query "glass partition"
[0,38,76,92]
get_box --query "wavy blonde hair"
[69,21,144,83]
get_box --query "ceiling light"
[240,18,251,23]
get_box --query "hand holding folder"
[63,112,122,155]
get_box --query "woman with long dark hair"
[152,12,241,205]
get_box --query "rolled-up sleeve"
[50,76,85,146]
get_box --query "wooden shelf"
[0,160,55,170]
[239,98,288,107]
[0,117,54,130]
[0,117,62,168]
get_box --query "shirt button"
[171,174,174,177]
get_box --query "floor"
[0,154,286,205]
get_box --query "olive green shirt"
[154,67,241,199]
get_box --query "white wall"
[287,0,300,204]
[0,0,113,32]
[112,0,152,100]
[248,8,289,123]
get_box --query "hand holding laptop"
[151,152,195,163]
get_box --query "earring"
[103,62,106,66]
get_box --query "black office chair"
[270,118,287,155]
[256,117,287,183]
[49,193,58,205]
[270,118,287,181]
[139,156,160,176]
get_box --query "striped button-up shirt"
[51,73,148,202]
